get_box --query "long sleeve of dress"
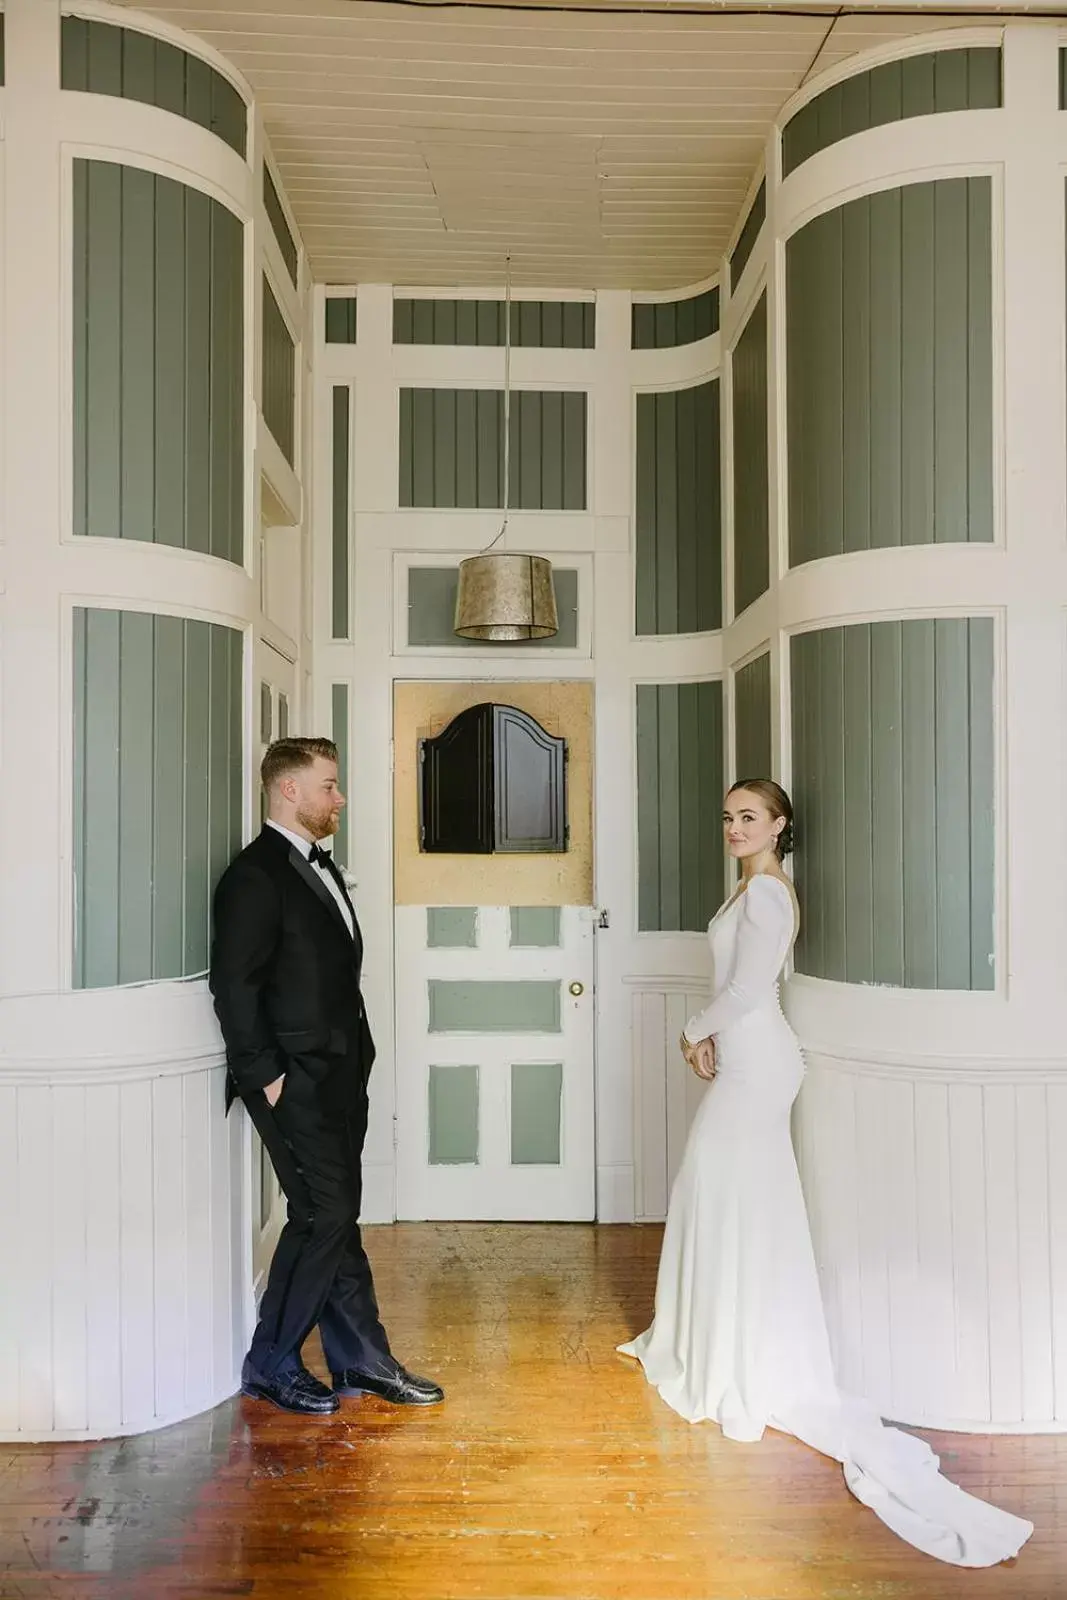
[683,874,792,1043]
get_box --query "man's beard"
[296,804,338,841]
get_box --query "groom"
[210,735,444,1416]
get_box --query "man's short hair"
[261,737,338,792]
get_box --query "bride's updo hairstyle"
[728,778,794,859]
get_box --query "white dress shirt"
[266,819,354,938]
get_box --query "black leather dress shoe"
[331,1361,444,1406]
[241,1359,340,1415]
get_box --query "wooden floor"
[1,1224,1063,1600]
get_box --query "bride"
[619,778,1032,1568]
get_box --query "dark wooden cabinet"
[419,703,567,853]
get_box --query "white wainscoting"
[793,1048,1067,1433]
[0,980,249,1442]
[628,979,711,1222]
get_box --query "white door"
[251,637,296,1291]
[395,905,596,1220]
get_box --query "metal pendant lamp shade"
[454,552,559,641]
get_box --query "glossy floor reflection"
[1,1224,1061,1599]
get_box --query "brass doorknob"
[569,981,584,996]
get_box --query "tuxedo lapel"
[322,856,364,966]
[288,847,353,943]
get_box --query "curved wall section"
[718,23,1067,1429]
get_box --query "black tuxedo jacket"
[209,826,375,1112]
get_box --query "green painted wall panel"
[61,17,247,158]
[729,180,766,288]
[635,381,721,635]
[73,608,243,988]
[394,298,594,347]
[787,179,992,566]
[428,981,562,1033]
[325,297,358,343]
[399,389,586,510]
[407,566,580,651]
[782,48,1001,177]
[732,294,769,615]
[511,1063,563,1165]
[262,277,295,466]
[264,166,298,285]
[636,681,724,932]
[631,288,719,349]
[73,159,243,562]
[331,387,350,639]
[734,652,771,782]
[790,618,994,989]
[331,683,350,870]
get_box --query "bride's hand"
[689,1038,717,1081]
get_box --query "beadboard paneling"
[786,179,993,566]
[264,166,298,285]
[729,180,766,288]
[631,985,712,1220]
[635,381,722,636]
[399,389,587,510]
[731,293,770,616]
[636,681,724,933]
[61,16,248,159]
[72,160,244,562]
[734,651,772,781]
[783,49,1002,178]
[331,387,350,639]
[73,609,243,988]
[262,277,296,466]
[631,289,719,349]
[394,298,594,348]
[790,617,995,989]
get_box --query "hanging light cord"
[481,253,512,554]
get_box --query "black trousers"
[243,1067,391,1379]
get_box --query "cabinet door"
[494,705,566,852]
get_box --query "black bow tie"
[308,844,332,869]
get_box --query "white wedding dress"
[619,874,1033,1568]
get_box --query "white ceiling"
[123,1,988,289]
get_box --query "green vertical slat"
[183,52,212,133]
[967,619,996,989]
[901,619,937,986]
[82,610,122,988]
[735,653,771,781]
[228,210,245,566]
[635,393,657,636]
[869,59,903,128]
[967,178,994,543]
[631,303,655,350]
[398,388,414,506]
[677,682,701,932]
[818,205,844,558]
[870,621,905,984]
[517,301,539,348]
[968,46,1003,109]
[227,630,244,873]
[540,390,565,516]
[332,683,350,869]
[72,611,88,986]
[698,681,725,923]
[72,162,89,538]
[208,627,233,950]
[841,69,872,138]
[562,392,587,510]
[454,389,478,508]
[933,619,973,988]
[842,625,874,982]
[262,277,295,466]
[410,389,436,505]
[733,294,769,613]
[842,196,872,553]
[790,633,812,973]
[676,386,698,634]
[210,204,235,557]
[869,187,903,549]
[821,628,847,979]
[901,184,936,545]
[902,52,936,117]
[656,686,682,932]
[154,171,186,548]
[210,67,248,159]
[477,301,501,345]
[264,166,298,286]
[636,686,660,931]
[152,615,186,980]
[435,300,457,345]
[675,299,696,346]
[562,301,585,348]
[477,390,502,507]
[785,222,809,568]
[118,611,155,983]
[412,300,435,343]
[86,162,123,540]
[933,46,969,111]
[454,300,478,345]
[183,620,211,975]
[434,388,458,508]
[154,39,186,117]
[697,379,722,630]
[331,387,350,638]
[516,389,540,510]
[657,304,677,348]
[654,392,678,633]
[933,180,969,543]
[184,186,211,555]
[61,17,89,91]
[87,18,123,95]
[730,179,766,288]
[328,298,359,343]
